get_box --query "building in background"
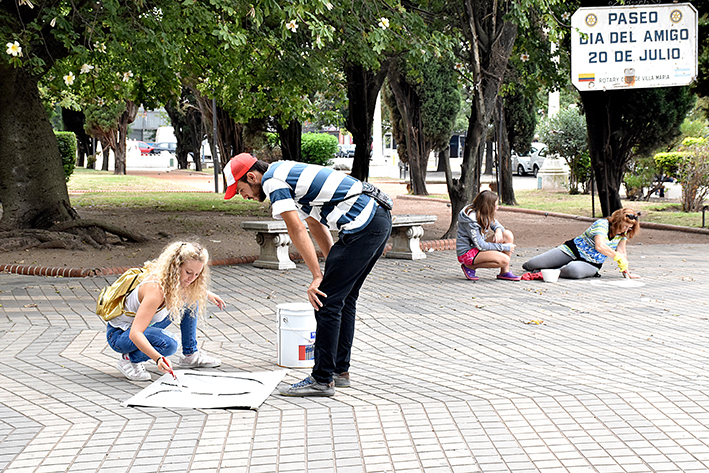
[129,107,170,142]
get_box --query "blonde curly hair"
[143,241,210,323]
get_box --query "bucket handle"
[281,317,315,344]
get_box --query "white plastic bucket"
[541,269,561,283]
[276,303,316,368]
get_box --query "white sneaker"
[177,351,221,368]
[117,355,151,381]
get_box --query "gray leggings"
[522,248,599,279]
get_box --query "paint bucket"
[541,269,561,283]
[276,303,316,368]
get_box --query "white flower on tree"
[6,41,22,57]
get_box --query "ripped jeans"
[106,305,198,363]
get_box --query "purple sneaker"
[461,264,479,281]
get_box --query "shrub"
[86,154,97,169]
[301,133,337,166]
[55,131,77,181]
[654,151,688,176]
[655,138,709,211]
[537,107,590,193]
[623,154,658,200]
[676,138,709,211]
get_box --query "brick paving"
[1,243,708,472]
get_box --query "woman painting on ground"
[522,208,641,279]
[106,241,224,381]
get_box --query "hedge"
[55,131,77,182]
[301,133,337,166]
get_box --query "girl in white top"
[106,241,225,381]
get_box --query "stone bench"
[241,214,437,269]
[386,214,437,260]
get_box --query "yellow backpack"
[96,267,148,321]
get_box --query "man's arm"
[281,210,326,309]
[305,216,333,258]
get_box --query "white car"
[512,143,547,177]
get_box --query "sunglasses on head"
[626,212,640,221]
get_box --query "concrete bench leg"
[254,232,296,270]
[386,225,426,260]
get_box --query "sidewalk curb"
[398,195,709,235]
[1,201,705,278]
[0,240,459,279]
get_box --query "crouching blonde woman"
[106,242,225,381]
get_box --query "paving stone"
[1,246,709,471]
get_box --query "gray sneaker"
[278,376,335,397]
[333,372,350,388]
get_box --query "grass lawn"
[68,168,268,216]
[512,189,704,228]
[68,168,707,228]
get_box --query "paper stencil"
[123,370,287,410]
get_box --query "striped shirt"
[261,161,376,233]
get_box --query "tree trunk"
[195,93,244,173]
[61,108,92,167]
[387,61,432,195]
[483,139,494,175]
[345,61,391,182]
[166,87,205,171]
[580,91,625,216]
[497,97,516,205]
[276,120,302,162]
[0,65,76,230]
[101,136,112,171]
[114,100,138,175]
[436,148,447,172]
[445,4,517,238]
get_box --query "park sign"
[571,3,697,91]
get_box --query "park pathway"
[1,244,709,472]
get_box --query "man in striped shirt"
[224,153,392,396]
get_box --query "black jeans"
[311,204,392,384]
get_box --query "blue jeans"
[106,305,199,363]
[312,205,392,384]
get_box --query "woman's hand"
[493,228,504,243]
[613,252,629,272]
[207,291,225,310]
[156,355,174,375]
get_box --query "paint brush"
[158,356,178,381]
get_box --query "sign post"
[571,3,697,91]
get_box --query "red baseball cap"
[223,153,257,200]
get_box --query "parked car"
[151,142,177,154]
[512,143,547,177]
[336,144,356,159]
[136,141,154,155]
